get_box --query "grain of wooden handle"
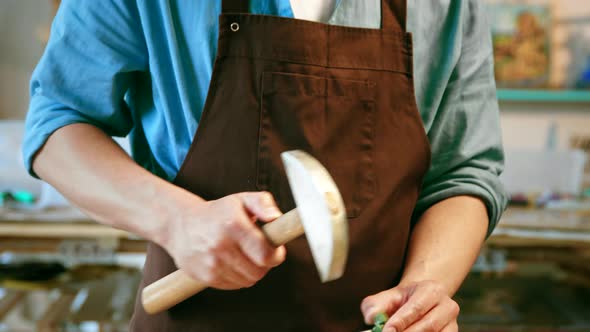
[142,209,303,314]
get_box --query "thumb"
[238,191,282,222]
[361,288,404,325]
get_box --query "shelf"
[497,89,590,103]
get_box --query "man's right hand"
[33,125,285,290]
[164,191,286,290]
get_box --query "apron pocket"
[257,71,376,218]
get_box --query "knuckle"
[225,217,243,233]
[258,247,275,266]
[226,193,241,201]
[422,318,437,332]
[260,191,273,205]
[360,295,375,309]
[229,199,244,214]
[250,253,266,267]
[248,238,272,265]
[386,320,404,332]
[408,301,423,316]
[214,197,230,210]
[450,300,460,315]
[223,195,242,210]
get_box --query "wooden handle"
[142,209,303,314]
[260,209,304,246]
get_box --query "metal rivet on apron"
[230,22,239,32]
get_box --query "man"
[24,0,507,331]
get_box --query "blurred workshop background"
[1,0,590,331]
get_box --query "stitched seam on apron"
[217,54,412,76]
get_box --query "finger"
[403,298,460,332]
[176,244,252,290]
[360,288,404,325]
[230,212,286,267]
[238,192,282,222]
[210,258,251,290]
[383,285,441,332]
[220,244,270,285]
[208,274,241,290]
[184,263,240,290]
[440,320,459,332]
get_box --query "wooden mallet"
[142,150,349,314]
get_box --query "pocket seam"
[261,71,376,98]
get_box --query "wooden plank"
[0,290,26,320]
[506,248,590,267]
[499,209,590,232]
[72,273,130,322]
[36,291,77,332]
[489,222,590,248]
[69,270,140,324]
[488,234,590,248]
[0,238,146,253]
[71,280,117,322]
[0,238,62,252]
[0,207,90,223]
[0,223,135,239]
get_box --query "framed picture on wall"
[488,3,552,88]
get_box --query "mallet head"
[281,150,349,282]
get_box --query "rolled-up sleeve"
[413,0,508,237]
[23,0,147,176]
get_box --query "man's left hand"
[361,280,459,332]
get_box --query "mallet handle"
[141,209,303,314]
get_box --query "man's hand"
[164,191,286,290]
[358,196,488,332]
[34,125,287,292]
[361,280,459,332]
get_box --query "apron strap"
[381,0,407,32]
[222,0,249,13]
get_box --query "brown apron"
[131,0,430,330]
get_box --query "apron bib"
[131,0,431,330]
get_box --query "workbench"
[1,206,590,252]
[0,207,146,255]
[483,208,590,289]
[1,206,590,279]
[1,206,590,330]
[0,207,143,330]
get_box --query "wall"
[500,102,590,150]
[0,0,52,119]
[1,1,589,139]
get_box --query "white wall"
[500,102,590,150]
[500,101,590,193]
[0,0,52,119]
